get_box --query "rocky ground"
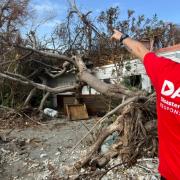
[0,117,160,180]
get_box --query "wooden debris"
[66,104,89,120]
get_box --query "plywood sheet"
[66,104,89,120]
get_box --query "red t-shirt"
[144,52,180,180]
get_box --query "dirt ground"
[0,117,160,180]
[0,117,96,179]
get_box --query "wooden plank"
[63,96,76,115]
[80,95,108,116]
[66,104,89,120]
[66,104,70,120]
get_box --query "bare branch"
[68,0,101,36]
[45,61,70,78]
[15,45,76,65]
[31,59,61,71]
[0,72,78,93]
[0,52,33,66]
[38,92,50,110]
[24,87,37,106]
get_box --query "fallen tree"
[0,33,157,178]
[1,0,179,179]
[64,93,157,179]
[0,52,137,108]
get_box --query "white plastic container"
[43,108,58,118]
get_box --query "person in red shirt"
[111,30,180,180]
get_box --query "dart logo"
[161,80,180,99]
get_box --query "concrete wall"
[45,73,77,108]
[47,73,77,88]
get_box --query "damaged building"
[43,44,180,119]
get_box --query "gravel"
[0,118,160,180]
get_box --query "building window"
[103,78,111,84]
[123,75,142,89]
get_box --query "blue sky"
[27,0,180,36]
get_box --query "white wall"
[82,50,180,95]
[82,86,100,95]
[158,51,180,63]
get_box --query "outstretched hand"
[110,29,123,41]
[110,29,149,61]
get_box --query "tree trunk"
[74,56,139,99]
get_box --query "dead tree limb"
[45,61,70,78]
[15,45,76,65]
[31,59,61,70]
[75,55,141,98]
[0,52,33,66]
[38,92,50,111]
[70,96,143,153]
[24,87,37,106]
[68,0,101,36]
[0,72,78,93]
[66,95,156,177]
[72,115,124,170]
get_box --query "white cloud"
[33,4,54,12]
[31,0,67,17]
[29,0,67,30]
[43,19,62,28]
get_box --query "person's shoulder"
[144,52,156,61]
[143,52,157,65]
[144,51,179,68]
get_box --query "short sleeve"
[143,52,176,89]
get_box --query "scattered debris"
[101,131,119,154]
[0,116,160,179]
[66,104,89,120]
[43,108,58,118]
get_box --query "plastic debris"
[43,108,58,118]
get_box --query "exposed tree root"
[73,115,124,170]
[66,95,157,178]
